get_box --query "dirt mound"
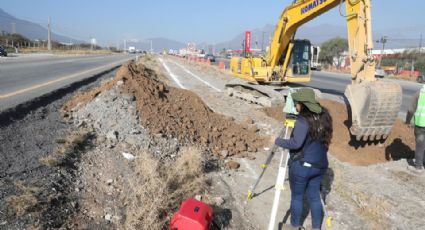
[323,100,415,165]
[263,100,415,166]
[62,78,117,114]
[64,61,266,156]
[121,61,266,155]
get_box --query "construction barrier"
[218,61,225,70]
[398,70,421,77]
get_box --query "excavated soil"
[263,106,286,123]
[263,100,415,166]
[64,61,266,156]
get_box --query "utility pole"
[375,36,387,67]
[261,31,265,52]
[11,22,16,34]
[380,36,387,55]
[47,17,52,51]
[242,39,246,57]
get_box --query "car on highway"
[0,46,7,57]
[204,54,215,62]
[417,73,425,83]
[375,67,386,78]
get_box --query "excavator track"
[225,79,286,107]
[345,80,402,141]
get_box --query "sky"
[0,0,424,46]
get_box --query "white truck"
[311,46,321,71]
[128,46,136,53]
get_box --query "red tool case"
[169,198,213,230]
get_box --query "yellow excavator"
[228,0,402,141]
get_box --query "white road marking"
[169,60,222,92]
[0,59,126,99]
[158,58,186,89]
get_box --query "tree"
[0,33,31,48]
[319,37,348,68]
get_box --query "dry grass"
[124,147,207,230]
[6,181,40,217]
[19,48,114,55]
[6,194,38,217]
[331,163,391,230]
[40,129,91,167]
[353,193,391,230]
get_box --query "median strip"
[158,58,186,89]
[169,60,222,92]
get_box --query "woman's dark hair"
[298,103,333,149]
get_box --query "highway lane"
[299,71,423,116]
[0,53,135,111]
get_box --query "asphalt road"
[298,71,423,116]
[0,53,134,111]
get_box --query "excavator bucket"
[345,80,402,141]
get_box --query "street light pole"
[47,17,52,51]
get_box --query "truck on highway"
[128,46,136,53]
[311,46,321,71]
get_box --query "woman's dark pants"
[289,161,326,229]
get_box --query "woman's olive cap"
[291,88,322,114]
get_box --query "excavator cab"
[282,40,312,82]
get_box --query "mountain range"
[213,23,347,52]
[1,8,421,51]
[0,8,85,44]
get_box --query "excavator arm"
[343,0,402,140]
[266,0,340,68]
[267,0,377,80]
[265,0,402,140]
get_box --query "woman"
[275,88,333,230]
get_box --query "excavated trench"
[263,99,416,166]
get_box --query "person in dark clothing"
[275,88,333,230]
